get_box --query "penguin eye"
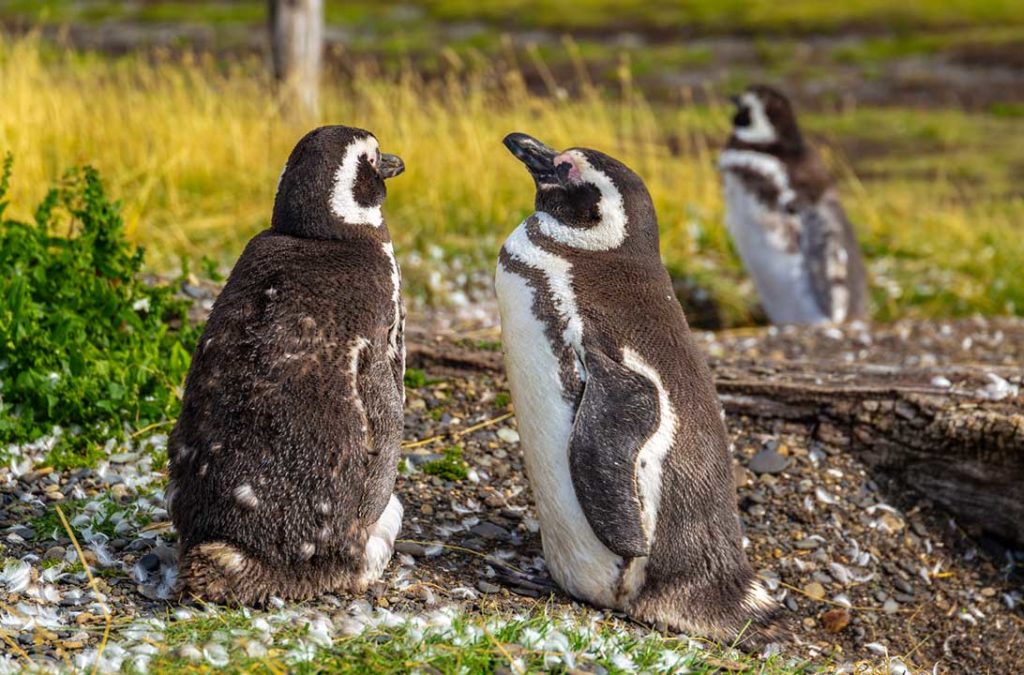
[367,152,378,168]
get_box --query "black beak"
[503,132,559,185]
[728,94,742,108]
[379,153,405,179]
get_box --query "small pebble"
[477,580,501,594]
[821,608,851,633]
[803,582,826,601]
[395,541,427,557]
[748,448,790,475]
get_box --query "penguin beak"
[379,153,405,179]
[728,94,742,108]
[503,132,560,186]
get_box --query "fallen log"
[715,359,1024,547]
[407,332,1024,546]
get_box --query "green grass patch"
[990,102,1024,117]
[421,445,469,481]
[138,605,810,673]
[403,368,428,389]
[6,0,1023,34]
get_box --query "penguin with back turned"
[719,85,868,325]
[495,133,785,646]
[168,126,407,605]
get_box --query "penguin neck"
[727,133,805,160]
[271,211,391,242]
[526,211,659,263]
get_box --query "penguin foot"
[627,577,790,651]
[178,541,274,605]
[178,540,362,606]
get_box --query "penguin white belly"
[722,174,826,324]
[495,264,623,607]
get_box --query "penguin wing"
[568,347,659,558]
[353,329,405,524]
[799,193,858,322]
[388,299,406,392]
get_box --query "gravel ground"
[2,308,1021,672]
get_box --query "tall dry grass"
[2,34,1021,322]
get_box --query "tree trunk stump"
[269,0,323,121]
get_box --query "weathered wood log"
[715,359,1024,547]
[408,335,1024,546]
[268,0,323,120]
[407,342,502,375]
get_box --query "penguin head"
[728,85,804,154]
[272,125,404,239]
[503,132,658,255]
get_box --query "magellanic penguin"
[495,133,785,646]
[168,126,407,605]
[719,85,868,325]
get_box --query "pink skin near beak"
[554,152,583,184]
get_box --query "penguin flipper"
[799,193,864,323]
[568,348,659,559]
[353,331,405,526]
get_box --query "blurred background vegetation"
[1,0,1022,327]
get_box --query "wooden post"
[268,0,323,121]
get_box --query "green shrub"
[0,156,200,465]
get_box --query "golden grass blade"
[55,505,112,675]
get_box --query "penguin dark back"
[168,125,408,606]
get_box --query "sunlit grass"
[1,34,1022,324]
[7,0,1024,33]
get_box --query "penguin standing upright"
[168,126,407,605]
[495,133,784,646]
[719,85,868,325]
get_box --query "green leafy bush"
[0,156,200,465]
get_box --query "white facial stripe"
[330,136,383,227]
[537,152,628,251]
[621,347,678,545]
[503,214,584,350]
[735,92,777,144]
[718,149,796,208]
